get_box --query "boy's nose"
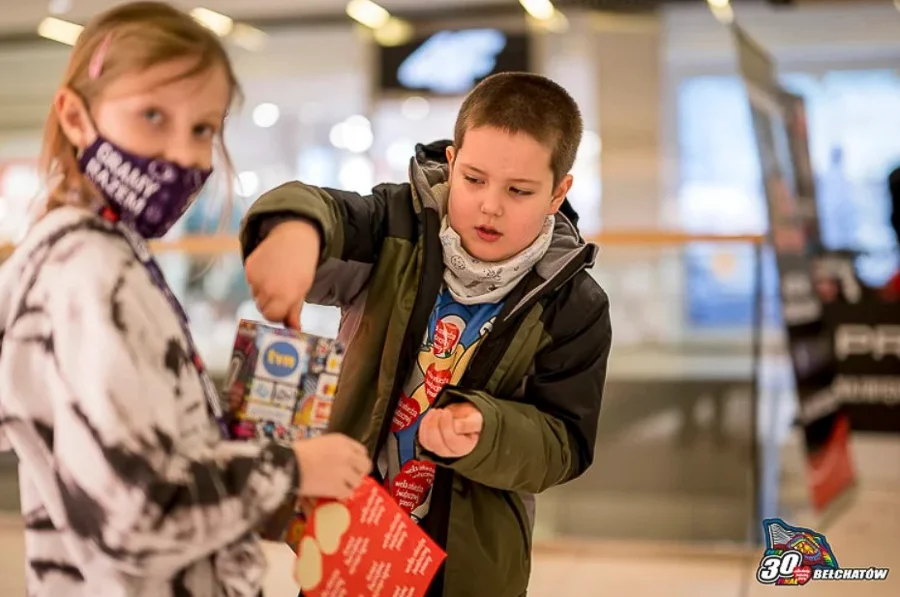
[480,193,504,217]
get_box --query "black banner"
[733,25,855,512]
[814,252,900,433]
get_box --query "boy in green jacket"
[239,72,612,597]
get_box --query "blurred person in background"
[881,165,900,300]
[0,3,369,596]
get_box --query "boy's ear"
[55,87,95,151]
[549,174,573,214]
[445,145,456,171]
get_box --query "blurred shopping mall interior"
[1,0,899,595]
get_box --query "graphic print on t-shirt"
[383,289,503,522]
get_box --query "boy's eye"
[463,175,483,185]
[510,187,533,196]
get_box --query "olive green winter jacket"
[240,148,611,597]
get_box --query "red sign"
[806,414,855,512]
[391,460,437,514]
[424,365,452,404]
[294,477,446,597]
[391,393,421,432]
[433,319,461,356]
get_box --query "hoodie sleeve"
[1,234,300,579]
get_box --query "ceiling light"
[190,8,234,37]
[519,0,556,21]
[230,23,268,51]
[543,10,569,33]
[707,0,730,8]
[346,0,391,30]
[252,103,280,128]
[37,17,83,46]
[373,17,414,47]
[710,3,734,25]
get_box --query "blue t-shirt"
[377,288,503,522]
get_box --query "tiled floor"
[1,484,896,596]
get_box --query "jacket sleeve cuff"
[419,388,500,474]
[239,182,342,264]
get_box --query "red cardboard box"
[294,477,446,597]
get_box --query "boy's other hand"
[245,220,320,331]
[418,402,483,458]
[293,433,370,500]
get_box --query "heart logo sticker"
[793,566,812,585]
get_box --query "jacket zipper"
[385,220,595,597]
[372,208,444,459]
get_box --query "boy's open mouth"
[475,225,502,242]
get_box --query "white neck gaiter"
[439,215,555,305]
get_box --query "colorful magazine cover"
[223,319,343,444]
[223,319,344,545]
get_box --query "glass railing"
[1,230,816,550]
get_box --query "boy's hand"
[245,220,320,331]
[418,402,483,458]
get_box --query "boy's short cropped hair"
[453,72,584,185]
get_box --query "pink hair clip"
[88,33,113,79]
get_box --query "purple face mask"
[78,136,212,238]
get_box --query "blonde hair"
[39,1,242,221]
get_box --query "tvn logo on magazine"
[757,518,890,586]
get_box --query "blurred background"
[1,0,899,595]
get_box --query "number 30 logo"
[757,550,804,584]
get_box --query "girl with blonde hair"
[0,3,369,596]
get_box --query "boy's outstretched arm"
[421,279,611,493]
[239,182,389,308]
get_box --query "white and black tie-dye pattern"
[0,207,299,597]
